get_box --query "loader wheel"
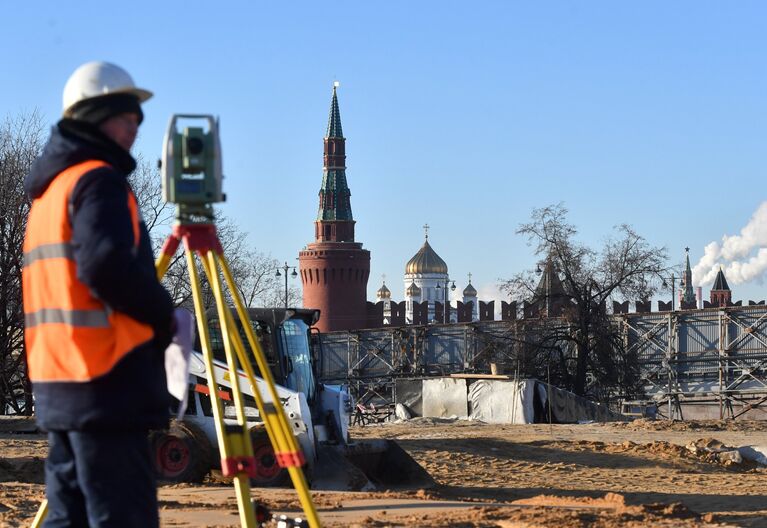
[249,430,289,488]
[149,419,213,483]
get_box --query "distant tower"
[405,281,422,323]
[532,255,568,317]
[376,276,392,325]
[299,84,370,332]
[462,273,478,321]
[680,247,697,308]
[710,267,731,307]
[404,225,450,323]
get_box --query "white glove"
[165,308,195,420]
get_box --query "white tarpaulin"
[469,380,535,424]
[422,378,468,418]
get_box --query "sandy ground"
[1,417,766,527]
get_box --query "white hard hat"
[62,61,152,116]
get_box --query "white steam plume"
[692,202,767,287]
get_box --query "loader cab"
[202,308,320,405]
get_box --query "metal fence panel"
[424,326,467,369]
[676,313,719,378]
[318,333,350,381]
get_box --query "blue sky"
[4,2,767,305]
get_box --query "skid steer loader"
[148,307,432,491]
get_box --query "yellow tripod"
[155,222,321,527]
[31,222,321,528]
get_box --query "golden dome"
[406,281,422,297]
[463,282,477,297]
[406,239,448,275]
[376,283,391,299]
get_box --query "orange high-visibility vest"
[23,160,154,383]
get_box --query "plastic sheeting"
[469,380,535,424]
[422,378,468,418]
[535,382,620,423]
[394,378,424,417]
[404,376,622,424]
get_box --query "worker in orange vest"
[23,62,174,527]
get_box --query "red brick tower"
[298,85,370,332]
[710,267,732,307]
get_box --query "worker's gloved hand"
[165,308,195,419]
[170,308,195,349]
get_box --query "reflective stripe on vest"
[23,160,155,383]
[25,308,110,328]
[23,242,75,265]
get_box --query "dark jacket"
[26,119,174,431]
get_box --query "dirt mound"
[571,437,762,471]
[0,456,45,484]
[352,493,725,527]
[615,418,767,433]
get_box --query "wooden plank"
[449,373,511,380]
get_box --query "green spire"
[317,84,353,222]
[326,84,343,138]
[317,170,353,221]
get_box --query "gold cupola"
[406,238,448,275]
[406,281,422,297]
[376,282,391,300]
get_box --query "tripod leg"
[199,250,258,527]
[216,252,321,528]
[219,306,280,450]
[218,255,301,454]
[200,251,251,426]
[155,234,180,280]
[29,499,48,528]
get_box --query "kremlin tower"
[710,267,732,307]
[299,85,370,332]
[680,247,697,309]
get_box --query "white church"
[375,226,479,324]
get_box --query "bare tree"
[130,155,175,236]
[127,162,298,311]
[0,112,44,415]
[502,203,669,401]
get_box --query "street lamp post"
[662,273,676,311]
[435,278,456,323]
[275,261,298,309]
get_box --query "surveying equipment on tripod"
[156,114,320,527]
[161,114,225,221]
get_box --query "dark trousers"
[43,430,158,528]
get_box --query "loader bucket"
[312,439,434,490]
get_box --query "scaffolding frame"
[319,305,767,419]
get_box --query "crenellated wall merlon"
[361,298,767,328]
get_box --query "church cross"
[423,223,430,239]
